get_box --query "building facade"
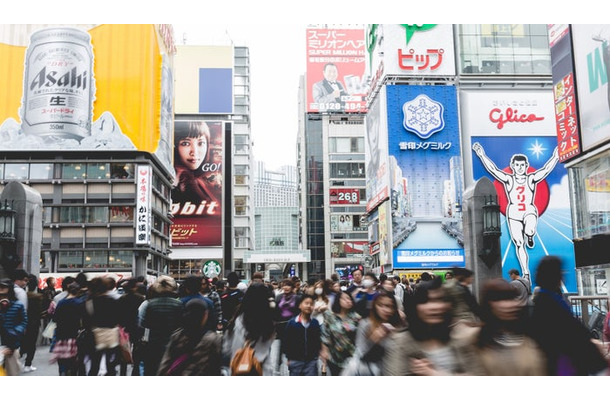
[169,44,255,281]
[0,24,176,283]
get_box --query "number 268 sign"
[330,188,360,204]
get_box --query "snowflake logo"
[402,94,445,139]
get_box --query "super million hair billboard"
[0,24,176,174]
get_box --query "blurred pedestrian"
[385,278,482,376]
[320,290,361,376]
[312,280,330,325]
[475,278,546,375]
[443,267,482,325]
[223,282,276,375]
[220,272,244,327]
[200,276,224,331]
[0,278,27,376]
[138,276,183,376]
[343,291,404,376]
[158,298,222,375]
[272,278,301,375]
[40,277,57,329]
[180,275,216,332]
[51,282,85,376]
[118,278,146,376]
[11,269,28,311]
[531,256,608,375]
[84,277,121,376]
[353,272,379,318]
[21,274,43,372]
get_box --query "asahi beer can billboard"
[0,24,176,175]
[21,27,95,140]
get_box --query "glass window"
[87,207,108,223]
[87,163,110,179]
[29,163,53,180]
[110,163,134,179]
[569,151,610,239]
[62,163,86,179]
[458,24,551,75]
[109,250,132,269]
[60,206,85,223]
[110,206,133,222]
[84,251,108,268]
[4,163,29,180]
[58,251,83,269]
[235,196,247,216]
[0,163,3,179]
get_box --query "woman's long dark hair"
[370,292,404,328]
[404,277,452,343]
[239,283,275,342]
[476,279,529,348]
[174,121,210,177]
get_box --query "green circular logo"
[203,260,221,277]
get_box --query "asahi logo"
[30,66,88,90]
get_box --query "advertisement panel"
[306,27,368,113]
[329,187,360,205]
[170,120,223,247]
[571,25,610,152]
[367,24,455,82]
[463,90,577,292]
[365,86,390,212]
[387,85,464,269]
[548,24,582,162]
[174,45,233,115]
[0,24,175,174]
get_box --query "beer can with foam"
[20,27,95,140]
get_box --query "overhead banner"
[170,120,223,247]
[387,85,464,269]
[0,24,176,175]
[463,89,577,292]
[306,27,368,113]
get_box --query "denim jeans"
[288,359,318,376]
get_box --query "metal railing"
[568,295,609,340]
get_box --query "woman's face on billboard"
[177,136,208,170]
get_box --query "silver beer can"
[20,27,95,140]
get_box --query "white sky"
[173,23,307,170]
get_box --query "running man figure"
[472,142,559,278]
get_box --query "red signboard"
[170,120,223,247]
[306,28,368,113]
[553,73,581,162]
[329,188,360,205]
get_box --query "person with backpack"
[157,298,222,376]
[223,282,276,375]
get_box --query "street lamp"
[0,200,16,242]
[479,195,501,267]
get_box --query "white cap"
[237,282,248,293]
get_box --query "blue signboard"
[386,85,465,269]
[471,135,577,292]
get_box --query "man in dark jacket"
[282,294,321,376]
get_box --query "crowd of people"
[1,255,609,376]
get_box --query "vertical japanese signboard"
[548,24,582,162]
[306,27,368,113]
[136,165,152,245]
